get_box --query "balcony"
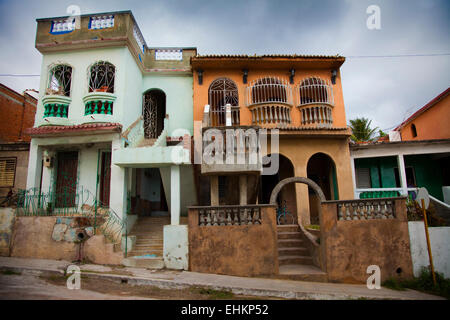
[297,77,334,128]
[246,77,293,127]
[82,92,116,121]
[41,95,72,125]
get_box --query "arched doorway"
[307,153,338,224]
[143,89,166,139]
[259,154,298,221]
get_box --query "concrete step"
[278,255,313,266]
[128,250,162,257]
[276,264,328,282]
[278,247,309,256]
[122,256,164,269]
[277,239,304,248]
[277,225,299,233]
[277,232,302,240]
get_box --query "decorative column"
[397,154,408,196]
[239,175,247,205]
[170,165,180,225]
[210,175,219,206]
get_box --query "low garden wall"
[320,198,414,283]
[0,208,15,256]
[10,216,123,264]
[188,205,278,277]
[408,221,450,278]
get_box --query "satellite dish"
[416,187,430,209]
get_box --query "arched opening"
[259,154,298,221]
[307,153,338,224]
[411,123,418,138]
[251,77,288,104]
[88,61,115,93]
[208,78,239,126]
[143,89,166,139]
[298,77,331,105]
[48,64,72,96]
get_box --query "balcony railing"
[42,95,72,119]
[83,92,116,116]
[198,205,262,226]
[205,104,240,127]
[336,198,397,220]
[249,104,292,126]
[299,105,333,127]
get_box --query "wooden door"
[99,151,111,207]
[55,152,78,208]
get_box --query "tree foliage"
[349,117,379,142]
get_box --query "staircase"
[122,216,169,269]
[276,224,328,282]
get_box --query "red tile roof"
[25,123,122,136]
[394,87,450,131]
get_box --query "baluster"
[380,201,387,219]
[338,204,344,220]
[226,209,232,225]
[107,102,112,115]
[287,108,291,123]
[199,209,205,226]
[206,211,212,226]
[253,208,261,224]
[212,209,218,226]
[219,209,226,225]
[93,101,99,114]
[101,101,106,114]
[62,105,68,118]
[233,208,239,225]
[345,203,351,220]
[358,203,365,220]
[247,208,253,225]
[274,106,278,124]
[352,203,359,220]
[387,201,394,218]
[239,208,246,226]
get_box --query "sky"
[0,0,449,132]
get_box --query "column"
[26,140,43,190]
[170,165,180,225]
[350,156,357,199]
[210,175,219,206]
[110,139,127,220]
[239,175,247,205]
[397,154,408,196]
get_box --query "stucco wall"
[10,216,123,264]
[0,208,15,256]
[188,206,279,277]
[408,221,450,278]
[320,199,414,283]
[0,149,30,197]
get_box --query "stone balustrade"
[299,105,333,127]
[337,199,396,220]
[198,206,262,226]
[249,104,292,126]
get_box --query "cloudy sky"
[0,0,449,131]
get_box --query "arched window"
[143,89,166,139]
[47,64,72,96]
[411,124,417,138]
[88,61,115,93]
[298,77,333,106]
[250,77,288,105]
[208,78,239,126]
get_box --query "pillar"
[210,175,219,206]
[239,175,247,205]
[350,156,357,198]
[170,165,180,225]
[110,139,127,220]
[397,154,408,196]
[26,140,43,190]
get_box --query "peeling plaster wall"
[10,216,123,264]
[0,208,15,256]
[408,221,450,278]
[163,225,188,270]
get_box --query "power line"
[0,74,40,77]
[346,53,450,59]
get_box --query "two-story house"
[24,11,197,269]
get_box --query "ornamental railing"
[299,105,333,127]
[44,104,69,118]
[336,198,396,220]
[249,103,292,126]
[16,186,127,255]
[297,77,334,107]
[197,205,262,226]
[84,100,113,115]
[246,77,293,106]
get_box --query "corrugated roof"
[394,87,450,131]
[193,54,344,59]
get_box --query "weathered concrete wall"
[0,208,15,256]
[163,225,188,270]
[408,221,450,278]
[320,199,414,283]
[188,206,278,277]
[10,216,122,264]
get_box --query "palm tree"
[349,118,378,142]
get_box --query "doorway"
[143,89,166,139]
[55,151,78,208]
[99,151,111,207]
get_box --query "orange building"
[395,87,450,141]
[191,55,354,226]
